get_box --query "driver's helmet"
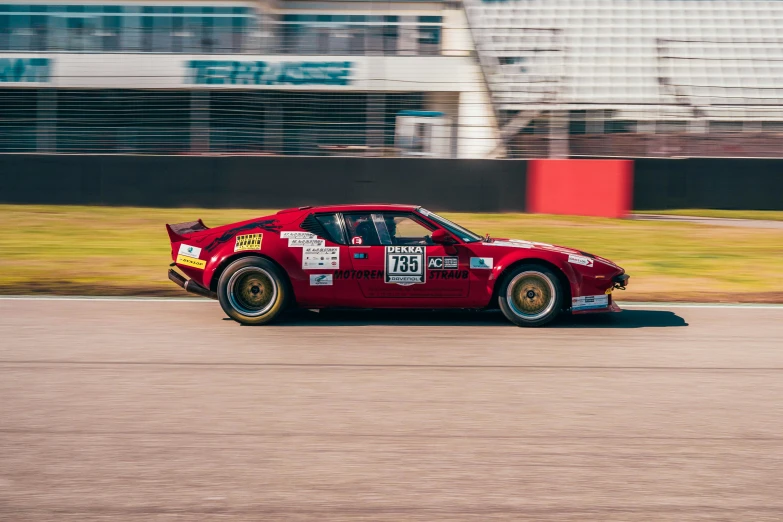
[384,216,397,238]
[354,220,376,243]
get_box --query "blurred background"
[1,0,783,159]
[3,2,783,519]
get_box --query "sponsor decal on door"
[309,274,333,286]
[385,246,425,285]
[427,256,459,270]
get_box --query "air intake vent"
[299,214,329,239]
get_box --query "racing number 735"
[391,255,419,273]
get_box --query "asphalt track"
[2,298,783,521]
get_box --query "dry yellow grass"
[1,205,782,301]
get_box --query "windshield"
[416,207,483,243]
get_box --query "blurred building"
[2,0,783,158]
[0,0,498,157]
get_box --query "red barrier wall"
[527,159,633,218]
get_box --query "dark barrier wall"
[634,158,783,211]
[0,155,528,212]
[2,155,782,212]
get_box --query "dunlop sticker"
[176,254,206,269]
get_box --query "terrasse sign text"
[0,58,50,83]
[187,60,353,86]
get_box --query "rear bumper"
[168,269,217,300]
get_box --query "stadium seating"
[464,0,783,113]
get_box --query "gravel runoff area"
[1,297,783,520]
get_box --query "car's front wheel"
[218,257,289,325]
[498,265,563,327]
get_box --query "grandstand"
[1,0,783,158]
[465,0,783,157]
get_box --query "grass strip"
[1,205,781,302]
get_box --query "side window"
[314,213,345,244]
[343,213,381,246]
[380,213,434,246]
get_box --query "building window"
[418,16,441,56]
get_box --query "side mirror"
[432,229,456,245]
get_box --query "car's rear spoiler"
[165,219,209,242]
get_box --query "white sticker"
[309,274,333,286]
[470,257,493,269]
[483,240,533,249]
[572,295,609,311]
[178,243,202,259]
[568,254,594,267]
[288,238,325,247]
[302,247,340,270]
[281,231,316,239]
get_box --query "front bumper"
[612,273,630,289]
[571,271,629,314]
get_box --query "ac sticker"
[427,256,458,270]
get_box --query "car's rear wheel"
[218,257,288,325]
[498,266,563,327]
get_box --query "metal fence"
[0,89,432,156]
[5,87,783,158]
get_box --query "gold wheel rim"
[506,271,556,320]
[228,267,278,317]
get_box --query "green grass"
[644,209,783,221]
[1,205,782,301]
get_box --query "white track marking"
[618,302,783,310]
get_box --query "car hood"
[482,238,619,268]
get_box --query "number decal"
[384,246,425,284]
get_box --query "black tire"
[217,257,289,325]
[498,265,563,327]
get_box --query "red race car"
[166,204,629,327]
